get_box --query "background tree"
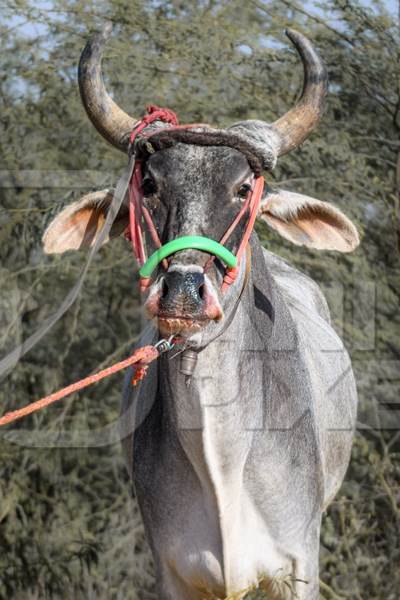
[0,1,399,598]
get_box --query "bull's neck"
[156,241,276,589]
[158,238,275,478]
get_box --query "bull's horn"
[78,23,137,153]
[271,29,328,156]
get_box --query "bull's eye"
[237,183,251,199]
[142,177,157,197]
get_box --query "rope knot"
[129,105,179,149]
[145,104,179,126]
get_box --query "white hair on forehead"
[167,264,204,274]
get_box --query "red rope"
[126,106,180,268]
[220,176,264,292]
[129,104,179,145]
[0,345,160,427]
[128,162,147,266]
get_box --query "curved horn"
[272,29,328,156]
[78,23,137,153]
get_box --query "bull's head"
[43,25,359,340]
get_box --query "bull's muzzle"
[144,268,223,336]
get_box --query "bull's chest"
[151,345,293,596]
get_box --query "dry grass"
[200,573,303,600]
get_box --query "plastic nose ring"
[138,235,237,279]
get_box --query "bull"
[43,25,359,600]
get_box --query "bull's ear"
[42,189,129,254]
[258,188,360,252]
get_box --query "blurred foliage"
[0,0,399,598]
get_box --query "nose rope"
[125,105,264,294]
[0,336,180,427]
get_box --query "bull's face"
[141,145,251,337]
[42,26,360,341]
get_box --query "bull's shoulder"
[262,248,331,323]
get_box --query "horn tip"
[101,22,113,38]
[285,28,304,44]
[80,22,113,63]
[89,22,113,45]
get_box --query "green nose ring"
[138,236,237,279]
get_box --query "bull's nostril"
[161,279,169,299]
[161,270,206,307]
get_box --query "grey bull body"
[122,241,357,600]
[42,24,360,600]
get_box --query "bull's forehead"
[146,143,251,191]
[145,143,251,240]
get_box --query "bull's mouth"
[144,276,223,337]
[154,314,213,337]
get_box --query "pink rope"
[0,345,160,427]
